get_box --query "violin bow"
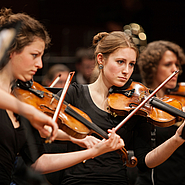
[45,71,75,143]
[115,70,179,132]
[49,74,62,87]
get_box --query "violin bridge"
[139,91,146,102]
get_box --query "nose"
[122,63,129,74]
[35,57,43,69]
[171,63,178,72]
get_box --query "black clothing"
[0,109,45,185]
[58,83,152,185]
[135,125,185,185]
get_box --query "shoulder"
[57,82,84,96]
[69,82,84,93]
[58,82,87,105]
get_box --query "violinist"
[135,40,185,185]
[0,8,124,185]
[57,32,185,185]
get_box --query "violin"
[108,80,185,128]
[164,82,185,126]
[166,82,185,107]
[12,80,90,139]
[12,79,137,168]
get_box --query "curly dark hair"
[137,40,185,87]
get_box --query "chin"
[166,82,177,90]
[19,76,32,82]
[114,82,126,87]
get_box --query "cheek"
[156,67,167,81]
[13,55,28,68]
[155,73,165,84]
[105,63,119,75]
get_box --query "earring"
[99,64,103,69]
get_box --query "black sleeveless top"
[0,109,45,184]
[57,83,151,185]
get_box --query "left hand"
[176,120,185,141]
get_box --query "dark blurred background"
[1,0,185,83]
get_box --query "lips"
[30,70,37,75]
[171,77,177,81]
[118,77,127,81]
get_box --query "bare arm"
[32,128,124,173]
[145,122,185,168]
[54,129,100,148]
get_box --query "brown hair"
[93,31,139,64]
[0,8,51,57]
[137,40,185,87]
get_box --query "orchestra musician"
[135,40,185,185]
[0,8,124,184]
[56,32,185,185]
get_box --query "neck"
[0,64,15,93]
[88,74,110,111]
[150,84,166,98]
[89,74,110,97]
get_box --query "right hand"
[23,104,58,142]
[93,128,124,155]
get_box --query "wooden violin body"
[166,82,185,107]
[12,80,91,139]
[108,81,183,127]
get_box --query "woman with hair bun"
[57,31,185,185]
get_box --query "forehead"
[160,50,178,63]
[109,47,137,60]
[24,37,45,51]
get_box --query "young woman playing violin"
[0,8,124,184]
[57,32,185,185]
[135,40,185,185]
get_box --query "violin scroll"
[117,148,138,168]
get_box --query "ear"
[97,53,104,65]
[9,52,13,59]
